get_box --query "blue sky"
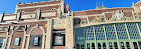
[0,0,140,14]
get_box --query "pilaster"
[45,19,53,49]
[65,17,74,49]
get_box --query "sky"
[0,0,140,14]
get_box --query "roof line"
[74,7,133,12]
[18,0,60,5]
[135,1,141,5]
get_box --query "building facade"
[1,0,141,49]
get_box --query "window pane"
[120,42,125,49]
[126,42,130,49]
[92,43,95,49]
[103,43,106,49]
[87,43,90,49]
[76,43,79,49]
[138,41,141,49]
[133,42,138,49]
[109,42,113,49]
[81,43,84,49]
[114,42,118,49]
[98,43,101,49]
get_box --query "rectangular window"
[76,43,79,49]
[103,43,106,49]
[92,43,95,49]
[81,43,84,49]
[14,38,20,46]
[87,43,90,49]
[114,42,118,49]
[109,42,113,49]
[133,42,138,49]
[120,42,125,49]
[33,37,39,46]
[126,42,130,49]
[138,41,141,49]
[54,36,63,45]
[98,43,101,49]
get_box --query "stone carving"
[14,25,26,31]
[110,10,135,21]
[135,13,141,20]
[111,10,126,21]
[36,8,41,20]
[80,20,87,25]
[89,16,105,23]
[17,10,22,22]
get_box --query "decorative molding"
[0,26,10,33]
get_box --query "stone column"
[65,17,74,49]
[45,19,53,49]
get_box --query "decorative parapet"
[135,13,141,20]
[107,10,135,21]
[74,10,141,26]
[13,25,27,32]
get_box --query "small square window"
[14,38,20,46]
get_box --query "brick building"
[1,0,141,49]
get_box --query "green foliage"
[31,2,33,3]
[38,1,40,3]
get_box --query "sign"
[14,38,20,46]
[54,36,63,45]
[33,37,39,46]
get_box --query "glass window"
[95,25,105,40]
[126,23,140,39]
[81,43,84,49]
[98,43,101,49]
[84,27,95,40]
[126,42,130,49]
[33,37,39,46]
[0,39,3,48]
[92,43,95,49]
[120,42,125,49]
[103,43,106,49]
[75,28,85,41]
[109,42,113,49]
[138,41,141,49]
[76,43,79,49]
[115,24,128,39]
[133,42,138,49]
[87,43,90,49]
[54,36,63,45]
[105,24,117,40]
[14,38,20,46]
[114,42,118,49]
